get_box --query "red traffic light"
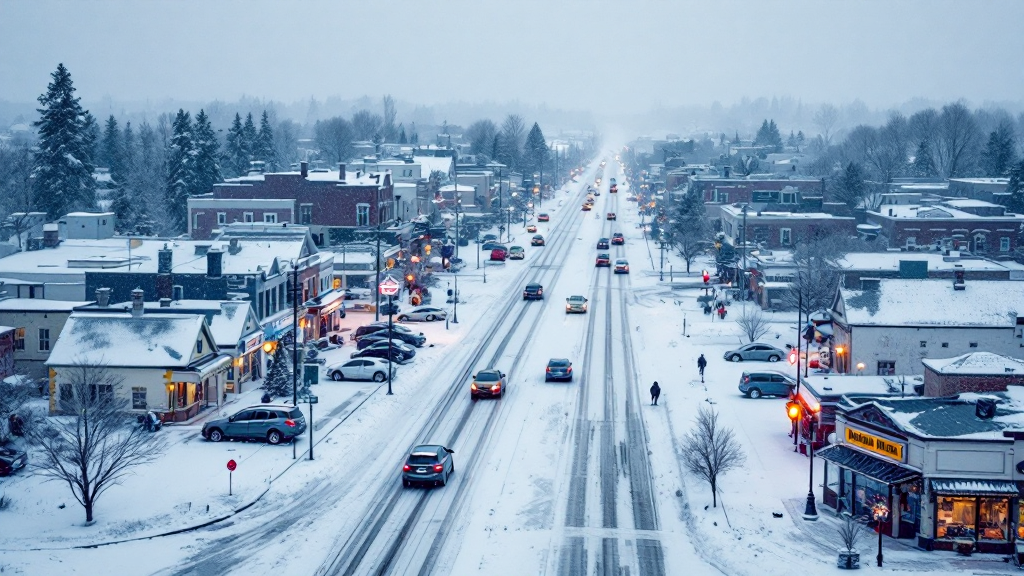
[788,350,798,365]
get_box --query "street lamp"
[377,275,400,396]
[785,401,819,521]
[835,345,845,373]
[873,501,890,567]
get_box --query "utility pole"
[374,192,382,322]
[741,204,748,290]
[291,264,299,408]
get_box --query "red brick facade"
[692,178,824,204]
[922,369,1022,397]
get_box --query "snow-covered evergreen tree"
[262,346,292,398]
[524,122,548,178]
[101,115,122,174]
[32,63,97,219]
[912,139,938,177]
[192,109,221,196]
[256,110,277,170]
[980,121,1018,177]
[164,110,196,233]
[241,113,258,172]
[225,113,246,177]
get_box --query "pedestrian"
[650,381,661,406]
[697,354,707,382]
[717,303,727,319]
[261,391,272,404]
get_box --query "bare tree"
[351,109,384,143]
[0,142,37,251]
[735,306,771,343]
[30,363,163,523]
[783,231,851,314]
[465,119,498,159]
[813,103,840,147]
[381,95,398,143]
[665,190,711,273]
[499,114,526,170]
[933,101,982,178]
[680,405,745,508]
[314,117,355,163]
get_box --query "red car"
[490,247,507,261]
[611,233,624,245]
[610,184,618,193]
[595,253,611,267]
[537,213,550,222]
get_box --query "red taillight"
[433,464,444,473]
[403,464,411,472]
[491,384,501,392]
[743,376,750,383]
[546,367,551,372]
[285,419,296,427]
[567,366,572,372]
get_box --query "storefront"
[793,375,916,452]
[304,289,347,342]
[227,333,263,394]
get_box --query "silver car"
[396,306,448,322]
[724,343,785,363]
[326,358,396,382]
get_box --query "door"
[249,410,271,439]
[226,410,253,437]
[355,360,373,379]
[769,375,788,396]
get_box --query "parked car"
[402,444,455,487]
[508,246,525,260]
[614,259,630,274]
[482,241,507,251]
[595,253,611,267]
[490,247,507,261]
[545,358,573,382]
[479,233,498,243]
[0,446,27,476]
[202,404,307,445]
[523,283,544,300]
[538,213,550,222]
[597,238,610,249]
[607,212,616,220]
[724,343,785,363]
[470,368,507,399]
[738,371,796,399]
[396,306,447,322]
[594,190,601,196]
[531,235,545,246]
[327,358,396,382]
[356,323,426,347]
[565,295,588,313]
[611,233,624,245]
[526,225,538,233]
[351,343,408,363]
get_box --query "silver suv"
[202,404,307,445]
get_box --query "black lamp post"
[803,414,819,521]
[378,276,400,395]
[873,502,890,567]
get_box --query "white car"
[326,358,396,382]
[396,306,448,322]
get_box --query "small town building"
[865,201,1024,254]
[0,298,90,378]
[922,352,1024,397]
[719,205,857,250]
[0,325,15,380]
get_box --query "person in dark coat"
[261,392,272,404]
[697,354,707,381]
[650,381,661,406]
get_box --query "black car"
[402,444,455,487]
[351,343,409,363]
[479,233,498,243]
[0,446,27,476]
[597,238,610,249]
[545,358,573,382]
[362,340,416,359]
[356,323,426,347]
[481,241,507,251]
[523,283,544,300]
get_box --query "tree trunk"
[711,478,717,507]
[85,499,94,523]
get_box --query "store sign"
[846,426,904,462]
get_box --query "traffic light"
[788,349,798,365]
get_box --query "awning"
[931,479,1021,497]
[817,444,920,485]
[173,354,233,383]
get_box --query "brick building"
[719,205,857,250]
[865,200,1024,254]
[690,176,824,205]
[922,352,1024,397]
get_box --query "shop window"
[979,498,1009,541]
[936,497,976,539]
[854,475,888,518]
[877,361,896,375]
[132,387,147,410]
[899,481,922,530]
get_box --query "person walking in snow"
[697,354,707,382]
[650,381,661,406]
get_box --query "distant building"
[690,175,824,205]
[0,299,90,379]
[922,352,1024,397]
[57,212,115,240]
[866,200,1024,254]
[719,205,857,250]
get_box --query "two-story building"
[720,205,857,250]
[690,176,824,205]
[865,201,1024,254]
[0,298,90,379]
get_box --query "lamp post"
[291,263,299,407]
[873,501,890,567]
[378,276,400,396]
[803,413,819,521]
[452,273,459,324]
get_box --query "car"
[508,246,525,260]
[479,233,498,243]
[594,190,601,196]
[359,323,426,347]
[724,343,786,363]
[597,238,610,249]
[611,233,624,245]
[614,259,629,274]
[490,247,507,261]
[481,241,507,251]
[351,343,408,363]
[402,444,455,487]
[527,225,538,233]
[202,404,307,445]
[607,212,616,220]
[470,369,507,399]
[538,213,550,222]
[531,235,545,246]
[582,203,592,211]
[396,306,447,322]
[545,358,573,382]
[0,446,27,476]
[738,371,796,399]
[610,177,617,185]
[565,295,588,313]
[595,253,611,267]
[610,184,618,193]
[586,194,595,203]
[326,358,396,382]
[364,339,416,358]
[523,283,544,300]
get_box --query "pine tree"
[834,162,867,208]
[225,113,247,177]
[980,122,1018,177]
[262,346,292,398]
[1006,159,1024,215]
[164,109,196,233]
[255,110,276,170]
[524,122,548,178]
[912,140,938,177]
[32,63,97,219]
[398,124,407,144]
[242,113,258,172]
[101,115,121,174]
[192,109,221,196]
[787,131,797,148]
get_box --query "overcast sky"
[2,0,1023,117]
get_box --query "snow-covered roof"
[439,184,475,193]
[948,178,1010,185]
[802,374,920,400]
[836,252,1020,273]
[869,204,1023,220]
[0,298,90,312]
[941,199,1002,209]
[413,156,453,176]
[47,313,208,368]
[836,279,1024,328]
[99,300,259,348]
[922,352,1024,376]
[848,387,1024,440]
[223,169,388,187]
[64,211,114,218]
[720,205,850,220]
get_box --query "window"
[59,383,72,403]
[300,204,312,225]
[781,191,797,204]
[13,327,24,350]
[941,342,949,348]
[217,212,227,225]
[243,212,254,223]
[974,234,986,252]
[38,328,50,352]
[263,213,277,223]
[1001,237,1011,252]
[356,203,370,226]
[969,342,978,348]
[90,384,113,402]
[936,496,977,540]
[906,237,916,248]
[877,361,895,375]
[780,228,791,246]
[920,341,927,348]
[192,212,201,231]
[197,339,204,354]
[132,387,147,410]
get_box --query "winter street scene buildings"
[4,2,1024,576]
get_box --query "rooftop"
[47,313,209,368]
[835,252,1024,273]
[223,169,389,187]
[922,352,1024,376]
[721,205,851,220]
[836,279,1024,328]
[801,374,923,399]
[869,204,1022,220]
[847,387,1024,440]
[0,298,90,312]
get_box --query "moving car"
[738,371,796,399]
[611,233,624,245]
[490,247,507,261]
[538,213,550,222]
[479,233,498,243]
[508,246,525,260]
[614,259,630,274]
[402,444,455,487]
[482,241,506,251]
[327,358,396,382]
[595,253,611,267]
[724,343,785,363]
[582,203,592,211]
[607,212,616,220]
[396,306,447,322]
[523,283,544,300]
[0,446,27,476]
[531,234,545,246]
[565,295,588,313]
[202,404,307,445]
[545,358,573,382]
[597,238,610,249]
[594,190,601,196]
[470,369,507,399]
[527,225,538,233]
[610,184,618,193]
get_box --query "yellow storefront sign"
[846,426,904,462]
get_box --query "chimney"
[300,161,308,178]
[207,248,223,278]
[158,243,173,274]
[976,398,997,420]
[888,208,893,216]
[42,224,60,248]
[954,264,966,291]
[228,238,241,255]
[159,298,171,308]
[131,288,144,318]
[338,163,346,180]
[860,278,881,291]
[95,287,111,307]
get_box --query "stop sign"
[227,459,237,472]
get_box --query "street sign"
[303,363,319,386]
[305,394,319,404]
[226,459,237,472]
